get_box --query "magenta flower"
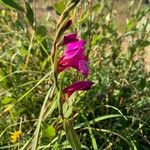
[58,34,89,77]
[63,81,94,97]
[63,33,78,45]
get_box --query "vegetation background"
[0,0,150,149]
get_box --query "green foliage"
[0,0,24,11]
[43,125,56,138]
[25,2,34,27]
[0,0,150,149]
[63,118,82,150]
[54,0,66,15]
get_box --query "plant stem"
[51,0,80,118]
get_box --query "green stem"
[51,0,80,119]
[57,89,63,118]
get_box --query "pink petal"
[63,33,78,45]
[63,48,84,59]
[78,60,89,77]
[63,40,86,59]
[58,33,89,77]
[58,52,89,77]
[63,81,94,97]
[57,57,73,72]
[66,39,86,51]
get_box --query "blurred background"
[25,0,150,71]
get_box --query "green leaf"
[0,0,24,11]
[92,35,101,45]
[36,25,47,37]
[25,2,34,26]
[63,118,81,150]
[136,7,150,21]
[31,85,54,150]
[133,97,150,108]
[138,40,150,47]
[92,3,100,11]
[75,114,122,129]
[54,0,66,15]
[77,11,89,25]
[126,18,136,31]
[124,29,136,36]
[43,125,56,138]
[64,104,73,118]
[1,97,16,105]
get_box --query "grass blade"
[31,85,55,150]
[63,118,81,150]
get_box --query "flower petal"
[63,33,78,45]
[63,81,94,97]
[58,34,89,77]
[63,47,84,59]
[58,52,89,77]
[78,60,89,76]
[63,40,86,59]
[66,39,86,51]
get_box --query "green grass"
[0,0,150,149]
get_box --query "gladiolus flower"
[58,34,89,77]
[63,33,78,45]
[63,81,94,97]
